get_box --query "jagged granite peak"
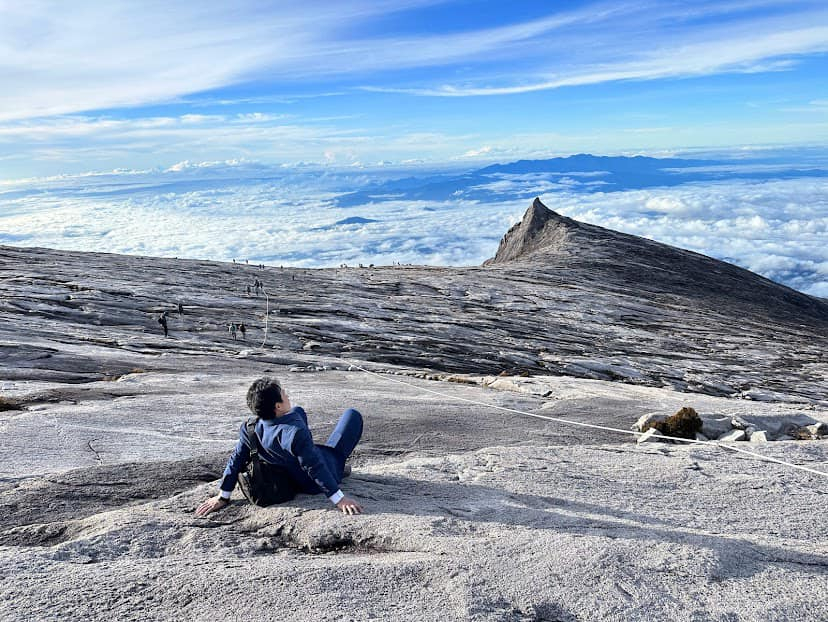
[484,198,828,323]
[483,197,579,265]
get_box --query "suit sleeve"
[288,426,342,500]
[218,423,251,497]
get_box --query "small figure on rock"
[239,323,246,340]
[178,303,184,317]
[196,377,364,516]
[229,323,237,340]
[157,311,168,337]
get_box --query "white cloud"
[1,167,826,296]
[461,146,493,158]
[0,112,489,177]
[367,23,828,97]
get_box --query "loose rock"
[718,429,747,442]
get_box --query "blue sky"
[2,0,828,178]
[1,1,827,297]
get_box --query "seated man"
[196,376,364,516]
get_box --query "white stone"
[750,430,769,443]
[806,423,827,438]
[718,429,747,442]
[633,412,666,432]
[637,428,663,444]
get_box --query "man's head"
[246,376,291,419]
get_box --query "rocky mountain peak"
[483,197,578,265]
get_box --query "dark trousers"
[318,408,363,481]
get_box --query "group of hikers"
[156,308,249,341]
[155,273,265,339]
[228,322,247,340]
[246,278,265,296]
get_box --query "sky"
[1,1,827,297]
[1,0,828,177]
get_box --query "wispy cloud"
[364,23,828,96]
[2,1,828,121]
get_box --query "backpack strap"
[245,416,260,463]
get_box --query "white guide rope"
[260,288,270,348]
[345,362,828,480]
[253,282,826,480]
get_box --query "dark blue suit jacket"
[219,406,341,497]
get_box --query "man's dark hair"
[246,377,283,419]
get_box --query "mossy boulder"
[643,406,703,440]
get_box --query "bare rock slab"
[719,429,747,442]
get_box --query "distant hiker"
[195,377,364,516]
[246,285,251,296]
[239,323,246,340]
[157,312,168,337]
[229,323,237,340]
[178,303,183,317]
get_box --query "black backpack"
[238,417,297,506]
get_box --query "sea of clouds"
[1,159,826,297]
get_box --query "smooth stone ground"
[1,431,826,621]
[2,203,828,621]
[2,367,827,622]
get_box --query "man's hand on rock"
[336,496,363,515]
[195,496,229,517]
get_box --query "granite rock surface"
[1,199,827,621]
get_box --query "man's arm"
[290,427,363,514]
[196,424,251,517]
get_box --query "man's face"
[274,389,292,416]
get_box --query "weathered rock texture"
[1,199,827,402]
[1,199,827,621]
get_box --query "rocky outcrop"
[1,198,827,401]
[631,410,826,443]
[484,198,828,323]
[483,197,579,264]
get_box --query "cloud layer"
[1,160,826,297]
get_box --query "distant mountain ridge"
[477,153,719,175]
[333,153,828,208]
